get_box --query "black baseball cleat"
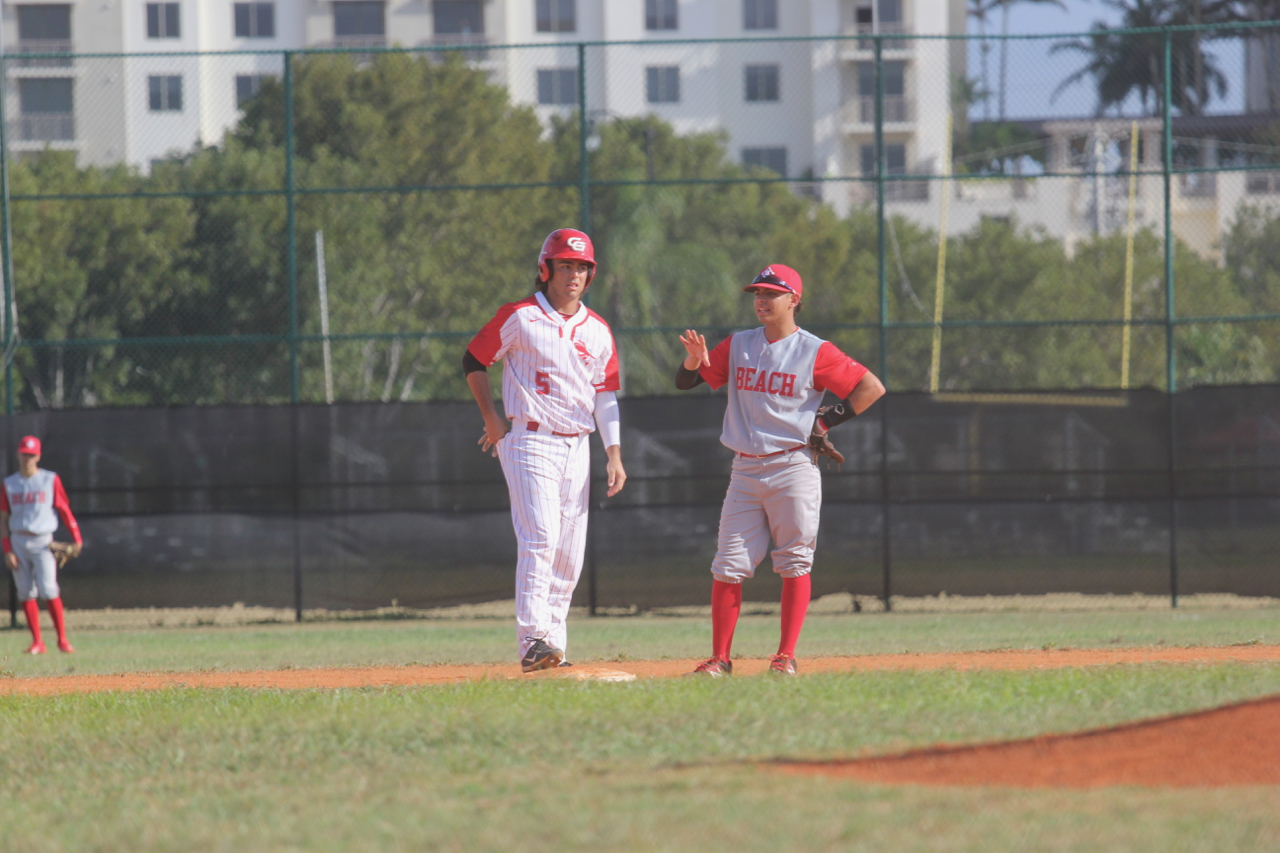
[521,639,565,672]
[687,656,733,677]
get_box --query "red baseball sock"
[23,599,42,645]
[710,579,742,661]
[48,597,68,644]
[777,574,812,659]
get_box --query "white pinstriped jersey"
[2,469,81,541]
[468,291,620,435]
[700,328,868,456]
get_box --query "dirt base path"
[3,644,1278,695]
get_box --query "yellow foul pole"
[929,113,953,394]
[1121,121,1139,389]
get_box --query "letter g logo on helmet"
[567,237,587,252]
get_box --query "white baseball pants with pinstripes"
[497,429,590,658]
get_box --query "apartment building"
[0,0,964,195]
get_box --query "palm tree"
[1051,0,1228,116]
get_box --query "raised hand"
[678,329,710,369]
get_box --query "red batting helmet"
[538,229,596,286]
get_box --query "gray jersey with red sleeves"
[4,469,64,535]
[718,328,826,455]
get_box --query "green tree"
[187,52,573,403]
[8,153,195,408]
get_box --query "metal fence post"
[0,49,12,421]
[1163,29,1179,609]
[577,42,590,234]
[875,35,892,612]
[0,51,16,628]
[285,51,303,621]
[577,41,599,616]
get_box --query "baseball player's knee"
[773,561,813,579]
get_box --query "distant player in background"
[2,435,82,654]
[464,229,627,672]
[676,264,885,676]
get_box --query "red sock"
[23,599,42,645]
[48,598,68,644]
[710,579,742,661]
[777,574,812,659]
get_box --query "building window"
[743,0,777,30]
[646,66,680,103]
[234,3,275,38]
[536,0,575,33]
[334,1,385,36]
[148,75,183,111]
[856,60,907,121]
[236,74,270,106]
[745,64,779,102]
[645,0,677,31]
[742,147,787,177]
[17,5,72,40]
[17,78,74,140]
[860,143,906,175]
[433,0,483,35]
[18,78,72,113]
[537,68,577,105]
[146,3,180,39]
[16,4,72,67]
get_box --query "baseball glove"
[809,407,846,469]
[49,541,79,568]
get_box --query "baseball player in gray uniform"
[2,435,82,654]
[676,264,885,676]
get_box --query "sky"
[966,0,1247,119]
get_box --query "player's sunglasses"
[751,272,794,293]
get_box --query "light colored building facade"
[0,0,965,192]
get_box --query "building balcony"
[424,33,490,62]
[840,23,912,52]
[12,113,75,142]
[11,39,73,69]
[841,95,913,127]
[850,179,929,204]
[1177,172,1216,199]
[1246,171,1280,195]
[327,35,387,50]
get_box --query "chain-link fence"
[3,23,1280,613]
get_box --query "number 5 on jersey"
[535,371,551,395]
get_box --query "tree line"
[6,51,1280,408]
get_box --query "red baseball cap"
[745,264,803,299]
[17,435,41,455]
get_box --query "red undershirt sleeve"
[813,341,868,400]
[52,475,82,545]
[698,335,734,390]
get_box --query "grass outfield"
[1,609,1279,852]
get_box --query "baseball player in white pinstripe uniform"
[2,435,82,654]
[676,264,884,676]
[464,229,626,672]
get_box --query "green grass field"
[2,608,1279,852]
